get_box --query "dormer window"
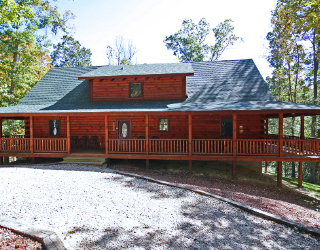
[130,82,142,98]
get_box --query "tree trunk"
[291,117,296,178]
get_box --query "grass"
[270,173,320,194]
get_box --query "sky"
[53,0,277,79]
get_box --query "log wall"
[91,76,186,102]
[25,113,267,148]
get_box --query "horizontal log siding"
[33,116,67,138]
[91,76,185,102]
[192,114,267,139]
[107,115,188,139]
[70,116,105,147]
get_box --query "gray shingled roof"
[1,59,320,114]
[79,63,194,78]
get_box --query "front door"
[118,120,131,139]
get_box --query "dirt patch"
[0,227,42,250]
[109,159,320,230]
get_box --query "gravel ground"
[0,164,319,249]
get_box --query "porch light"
[239,125,243,134]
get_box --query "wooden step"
[60,157,106,166]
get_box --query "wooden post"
[67,116,70,154]
[146,115,149,170]
[277,161,282,188]
[0,117,2,165]
[232,114,237,179]
[188,114,192,174]
[265,161,268,173]
[266,118,269,137]
[30,116,34,154]
[105,115,109,155]
[279,113,283,157]
[298,162,303,188]
[300,115,304,139]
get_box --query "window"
[49,119,60,136]
[221,118,233,137]
[159,118,169,131]
[130,82,142,98]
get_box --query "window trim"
[158,118,169,132]
[129,81,143,98]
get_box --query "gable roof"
[1,59,320,115]
[78,62,194,79]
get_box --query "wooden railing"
[0,138,30,152]
[0,137,320,157]
[34,138,67,153]
[237,139,278,155]
[149,139,189,154]
[109,139,146,153]
[283,139,320,156]
[192,139,233,154]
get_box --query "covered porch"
[1,111,320,188]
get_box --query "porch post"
[146,115,149,170]
[300,115,304,139]
[232,114,237,179]
[298,162,303,188]
[105,115,108,156]
[278,113,283,188]
[298,115,304,188]
[67,116,70,154]
[0,116,2,165]
[265,161,268,173]
[30,116,34,154]
[188,114,192,174]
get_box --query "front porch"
[1,112,320,189]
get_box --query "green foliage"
[1,119,25,137]
[0,0,74,107]
[164,18,210,62]
[164,18,243,62]
[209,19,244,61]
[51,35,92,67]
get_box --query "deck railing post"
[232,114,237,179]
[67,116,70,154]
[30,116,34,154]
[105,115,108,156]
[279,113,283,157]
[0,116,2,165]
[300,115,304,139]
[188,114,192,174]
[146,115,149,170]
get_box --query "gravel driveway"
[0,164,319,249]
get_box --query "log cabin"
[1,59,320,188]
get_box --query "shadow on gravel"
[79,196,318,249]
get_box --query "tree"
[267,0,320,183]
[51,35,92,67]
[164,18,210,62]
[164,18,243,62]
[0,0,74,107]
[209,19,244,61]
[106,35,138,65]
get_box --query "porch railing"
[1,137,320,157]
[283,139,320,156]
[237,139,278,155]
[109,139,146,153]
[149,139,189,154]
[192,139,233,154]
[34,138,67,153]
[0,138,30,152]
